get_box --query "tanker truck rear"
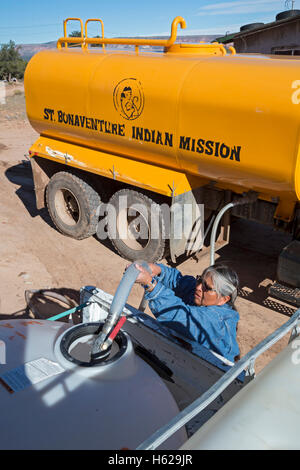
[24,16,300,305]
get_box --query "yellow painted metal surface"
[29,136,204,197]
[166,42,228,55]
[24,16,300,214]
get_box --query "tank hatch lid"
[165,42,235,56]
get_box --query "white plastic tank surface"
[0,319,187,450]
[180,337,300,450]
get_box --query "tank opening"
[59,322,128,367]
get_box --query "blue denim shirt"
[144,264,240,363]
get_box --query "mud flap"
[30,156,50,210]
[170,189,204,263]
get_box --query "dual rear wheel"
[46,172,165,262]
[106,189,165,262]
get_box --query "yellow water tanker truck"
[24,16,300,305]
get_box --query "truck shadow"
[4,161,120,256]
[4,161,56,229]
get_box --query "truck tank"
[0,319,186,450]
[24,23,300,201]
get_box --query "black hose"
[25,289,77,319]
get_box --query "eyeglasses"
[196,275,216,293]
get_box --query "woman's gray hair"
[202,264,239,308]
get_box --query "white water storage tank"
[0,319,186,450]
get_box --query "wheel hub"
[54,188,81,226]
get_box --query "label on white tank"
[0,358,64,394]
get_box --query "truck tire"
[276,10,300,21]
[106,189,165,262]
[240,22,264,32]
[46,171,101,240]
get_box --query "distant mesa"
[18,42,56,61]
[17,35,218,60]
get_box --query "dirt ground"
[0,82,297,374]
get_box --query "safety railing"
[56,16,236,55]
[59,17,84,49]
[57,16,186,52]
[136,307,300,450]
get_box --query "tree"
[0,41,27,81]
[68,30,82,38]
[91,36,103,48]
[68,30,103,48]
[68,30,83,48]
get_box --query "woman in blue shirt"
[134,263,240,364]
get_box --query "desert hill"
[18,35,218,60]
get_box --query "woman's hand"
[134,264,153,285]
[147,263,161,277]
[125,262,161,280]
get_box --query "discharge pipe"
[210,193,257,266]
[91,260,151,360]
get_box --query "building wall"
[234,18,300,54]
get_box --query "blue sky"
[0,0,297,44]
